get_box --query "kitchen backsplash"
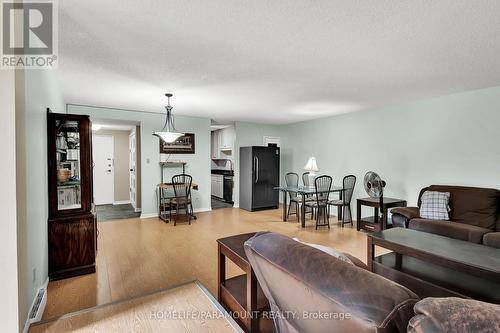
[211,159,232,170]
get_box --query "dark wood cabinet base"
[48,213,97,280]
[49,264,96,281]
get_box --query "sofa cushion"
[419,191,450,220]
[420,185,500,230]
[483,232,500,249]
[408,218,490,243]
[408,297,500,333]
[293,238,355,265]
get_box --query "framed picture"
[159,133,195,154]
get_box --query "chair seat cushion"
[172,197,191,204]
[306,201,327,207]
[328,199,344,206]
[408,218,490,243]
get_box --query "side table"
[356,197,407,232]
[217,233,274,333]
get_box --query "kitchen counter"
[211,169,234,176]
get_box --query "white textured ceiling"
[59,1,500,124]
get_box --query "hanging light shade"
[153,93,184,143]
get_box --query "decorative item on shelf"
[303,156,319,187]
[153,93,185,143]
[57,168,71,183]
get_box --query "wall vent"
[29,288,45,320]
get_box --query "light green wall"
[17,69,65,331]
[67,105,211,214]
[279,85,500,217]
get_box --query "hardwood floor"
[42,206,376,321]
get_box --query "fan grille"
[364,171,384,198]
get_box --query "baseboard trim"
[113,200,131,205]
[194,207,211,213]
[140,213,157,219]
[134,207,142,213]
[23,277,49,333]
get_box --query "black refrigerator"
[239,146,280,211]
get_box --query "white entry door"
[92,135,114,205]
[129,131,137,209]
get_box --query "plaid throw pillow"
[420,191,451,220]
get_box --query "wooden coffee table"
[217,233,274,333]
[367,228,500,304]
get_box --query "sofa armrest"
[483,232,500,248]
[408,297,500,333]
[391,207,420,228]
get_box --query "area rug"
[29,281,242,332]
[96,204,141,221]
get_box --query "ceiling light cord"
[152,93,185,143]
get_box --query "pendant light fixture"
[153,93,184,143]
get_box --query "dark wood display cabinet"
[47,112,97,280]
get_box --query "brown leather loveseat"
[391,185,500,248]
[244,232,419,333]
[244,232,500,333]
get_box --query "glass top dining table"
[274,185,344,227]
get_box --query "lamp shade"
[153,131,183,143]
[304,157,319,173]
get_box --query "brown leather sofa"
[244,232,500,333]
[244,232,419,333]
[391,185,500,247]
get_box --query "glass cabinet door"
[55,119,82,210]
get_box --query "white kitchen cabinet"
[219,126,235,151]
[211,130,220,159]
[211,126,235,159]
[211,174,223,198]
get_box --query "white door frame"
[129,131,137,210]
[92,134,115,205]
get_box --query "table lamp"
[303,157,319,187]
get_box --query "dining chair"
[285,172,300,221]
[301,172,315,219]
[328,175,356,227]
[171,174,193,226]
[302,172,310,187]
[306,175,332,229]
